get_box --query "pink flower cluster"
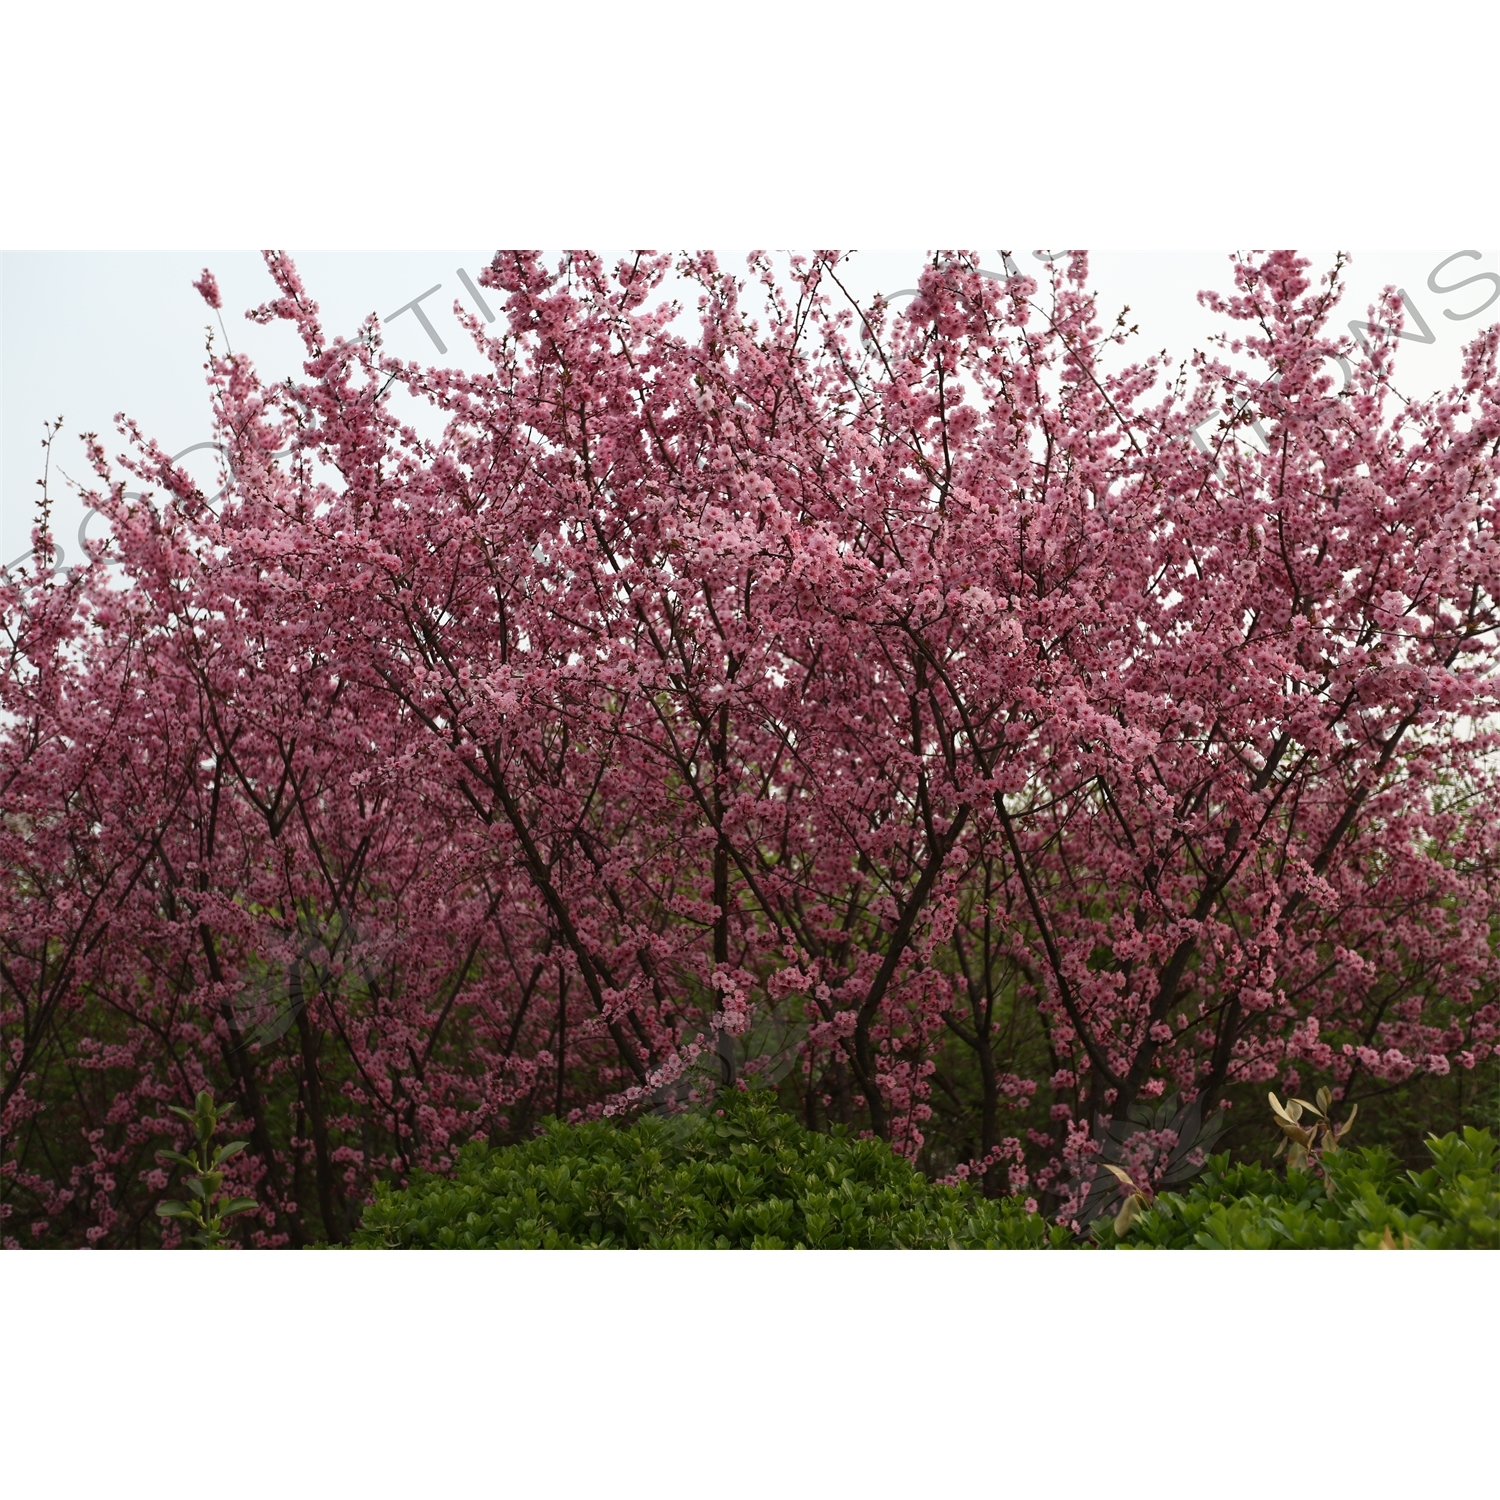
[3,249,1497,1245]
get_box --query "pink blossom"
[4,248,1497,1243]
[192,268,222,310]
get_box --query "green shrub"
[351,1093,1069,1249]
[350,1097,1499,1251]
[1095,1127,1500,1250]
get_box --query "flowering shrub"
[3,248,1498,1247]
[1093,1127,1500,1249]
[350,1092,1067,1248]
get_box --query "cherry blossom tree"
[2,248,1495,1245]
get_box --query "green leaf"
[156,1201,194,1218]
[219,1198,258,1217]
[211,1141,247,1167]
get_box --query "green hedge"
[351,1095,1499,1250]
[352,1094,1068,1248]
[1093,1127,1500,1249]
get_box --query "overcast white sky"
[4,248,1497,570]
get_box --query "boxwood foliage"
[1093,1127,1500,1250]
[351,1093,1069,1249]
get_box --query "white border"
[3,1250,1494,1495]
[3,4,1499,245]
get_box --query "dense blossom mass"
[2,250,1497,1246]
